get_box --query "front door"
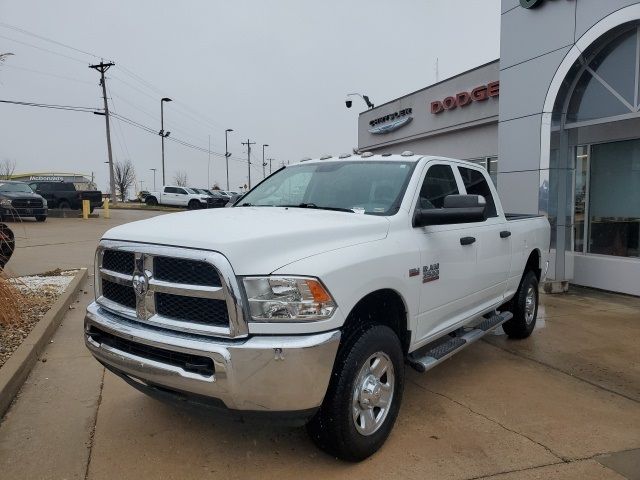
[412,163,478,342]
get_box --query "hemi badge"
[409,268,420,277]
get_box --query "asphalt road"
[0,209,638,479]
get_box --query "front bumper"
[84,302,341,412]
[1,207,47,218]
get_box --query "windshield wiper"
[283,203,355,213]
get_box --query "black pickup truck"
[28,181,103,212]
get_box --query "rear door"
[412,162,479,341]
[30,183,54,206]
[162,187,179,206]
[456,165,511,305]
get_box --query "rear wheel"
[145,196,158,206]
[503,270,539,339]
[306,325,404,461]
[188,200,201,210]
[58,200,70,210]
[35,215,47,222]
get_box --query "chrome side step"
[407,311,513,373]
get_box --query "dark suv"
[28,181,103,212]
[0,180,48,222]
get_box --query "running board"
[407,311,513,373]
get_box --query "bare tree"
[113,160,136,201]
[211,182,221,190]
[0,159,16,180]
[174,170,188,187]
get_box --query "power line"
[0,21,103,59]
[0,33,88,64]
[0,98,99,112]
[0,63,94,85]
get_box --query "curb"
[106,206,182,212]
[0,268,88,418]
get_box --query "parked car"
[28,181,102,212]
[145,186,215,209]
[0,223,15,269]
[85,154,550,461]
[137,190,151,202]
[201,190,229,208]
[0,180,48,222]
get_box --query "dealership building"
[358,0,640,296]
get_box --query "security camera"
[345,99,352,108]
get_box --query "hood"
[0,191,43,200]
[103,207,389,274]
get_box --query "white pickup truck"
[85,153,549,461]
[145,185,214,209]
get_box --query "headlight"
[42,199,48,207]
[0,199,12,207]
[242,276,336,321]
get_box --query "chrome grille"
[153,256,221,286]
[155,293,229,325]
[12,198,44,208]
[96,241,247,338]
[103,250,135,275]
[102,279,136,309]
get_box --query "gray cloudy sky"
[0,0,500,193]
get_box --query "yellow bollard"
[103,198,110,219]
[82,199,90,219]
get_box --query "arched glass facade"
[547,23,640,276]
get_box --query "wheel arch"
[341,288,411,354]
[525,249,542,281]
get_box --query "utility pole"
[160,97,172,185]
[89,61,116,203]
[241,139,256,189]
[225,128,233,190]
[269,158,273,174]
[208,135,211,188]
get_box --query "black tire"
[188,200,200,210]
[145,196,158,206]
[503,270,539,339]
[89,206,95,214]
[35,215,47,222]
[306,325,405,462]
[58,200,70,210]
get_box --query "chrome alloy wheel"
[524,285,537,325]
[352,351,395,436]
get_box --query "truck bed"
[505,213,545,221]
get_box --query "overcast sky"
[0,0,500,193]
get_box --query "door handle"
[500,230,512,238]
[460,236,476,246]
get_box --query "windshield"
[237,161,417,215]
[185,188,198,194]
[0,182,33,193]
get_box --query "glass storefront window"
[588,140,640,257]
[468,157,498,186]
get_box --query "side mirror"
[413,194,487,227]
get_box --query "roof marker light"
[381,153,392,157]
[361,152,374,158]
[338,153,352,159]
[319,155,333,160]
[401,151,414,157]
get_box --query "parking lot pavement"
[0,214,638,479]
[3,209,165,277]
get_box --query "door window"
[164,187,177,194]
[458,167,498,218]
[176,188,188,195]
[418,164,459,209]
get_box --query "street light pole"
[150,168,157,191]
[208,135,211,188]
[262,144,269,178]
[225,128,233,190]
[160,97,172,185]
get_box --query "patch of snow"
[9,270,77,296]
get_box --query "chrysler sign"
[431,81,499,114]
[368,108,413,134]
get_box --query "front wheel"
[35,215,47,222]
[187,200,201,210]
[306,325,404,461]
[503,270,539,339]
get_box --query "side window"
[418,164,459,209]
[29,183,39,191]
[164,187,176,194]
[459,167,498,218]
[176,188,187,195]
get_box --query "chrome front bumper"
[85,302,341,412]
